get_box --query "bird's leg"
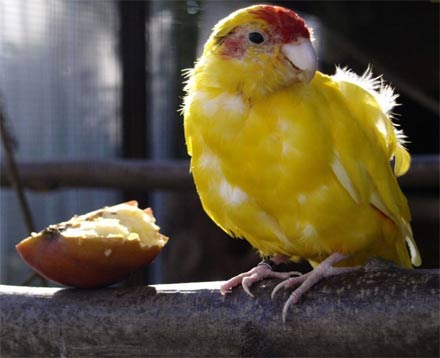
[271,252,362,322]
[220,254,302,297]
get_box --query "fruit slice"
[16,201,168,288]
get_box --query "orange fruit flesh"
[16,202,168,288]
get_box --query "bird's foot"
[220,256,302,297]
[271,252,362,322]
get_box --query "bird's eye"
[248,32,265,44]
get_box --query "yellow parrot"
[182,4,421,320]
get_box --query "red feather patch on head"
[250,5,310,42]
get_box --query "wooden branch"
[1,262,439,357]
[0,155,438,192]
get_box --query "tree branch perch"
[1,263,438,357]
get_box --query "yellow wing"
[325,68,420,266]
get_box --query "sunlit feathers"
[182,5,420,269]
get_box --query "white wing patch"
[197,149,221,172]
[297,194,307,204]
[403,221,421,267]
[200,92,246,117]
[370,190,421,267]
[257,211,291,246]
[302,224,317,238]
[277,119,290,132]
[218,179,248,206]
[331,153,360,204]
[369,190,394,220]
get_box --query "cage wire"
[0,0,438,286]
[0,0,121,284]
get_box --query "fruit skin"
[16,227,167,288]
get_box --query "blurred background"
[0,0,438,286]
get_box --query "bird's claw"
[220,262,302,297]
[275,253,362,321]
[282,293,302,322]
[220,287,232,295]
[242,275,257,297]
[271,279,289,299]
[271,272,310,299]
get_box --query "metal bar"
[119,0,150,286]
[0,100,49,286]
[0,102,36,232]
[0,159,192,191]
[119,0,148,160]
[0,156,438,192]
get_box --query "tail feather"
[403,221,421,267]
[394,143,411,177]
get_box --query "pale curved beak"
[281,39,317,83]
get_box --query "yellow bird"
[182,4,421,320]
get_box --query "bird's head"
[197,5,318,98]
